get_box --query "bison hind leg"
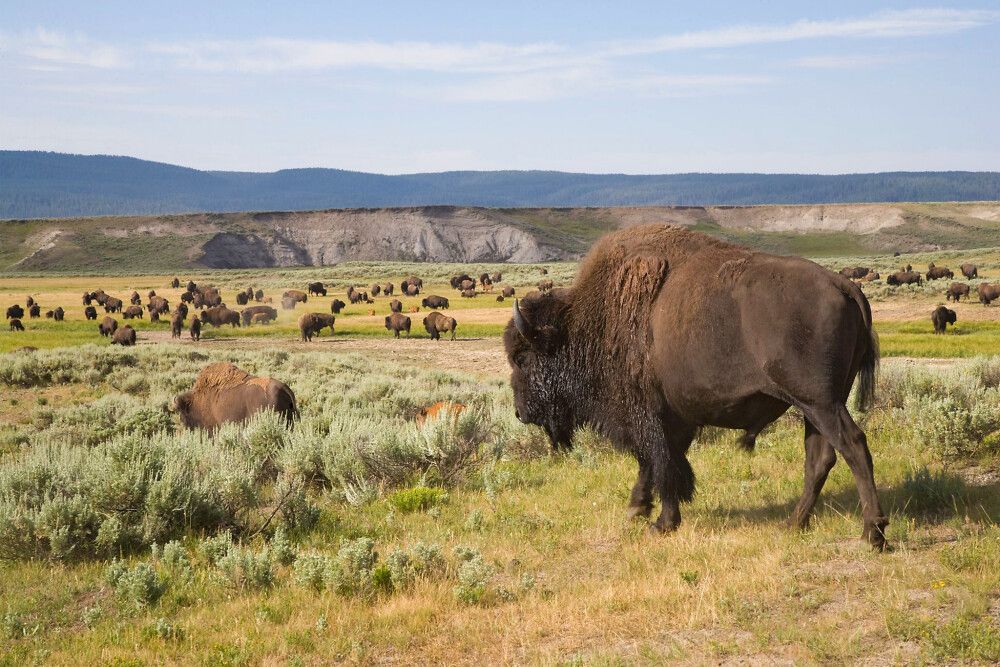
[739,431,757,451]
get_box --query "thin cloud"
[1,28,126,68]
[791,54,910,69]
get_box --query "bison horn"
[512,299,534,339]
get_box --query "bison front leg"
[626,455,654,520]
[649,423,696,534]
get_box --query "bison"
[461,289,476,298]
[250,313,271,325]
[84,306,98,320]
[423,311,457,341]
[130,291,142,305]
[491,272,503,283]
[886,271,921,286]
[104,297,124,313]
[174,362,298,430]
[405,284,419,297]
[502,286,515,298]
[174,303,189,320]
[26,296,34,308]
[405,275,423,289]
[389,299,403,313]
[171,313,184,338]
[111,325,136,346]
[195,287,223,308]
[9,319,24,332]
[925,264,954,280]
[931,306,957,334]
[979,283,1000,306]
[537,279,554,292]
[496,295,505,302]
[123,305,144,320]
[98,316,118,337]
[299,313,335,341]
[187,280,197,293]
[236,292,250,306]
[451,274,473,289]
[459,278,476,292]
[331,299,346,314]
[382,283,394,296]
[960,264,978,280]
[28,304,40,318]
[385,312,411,338]
[241,305,277,326]
[200,306,241,328]
[505,224,886,549]
[52,307,64,321]
[858,271,880,282]
[307,282,327,297]
[284,290,308,304]
[370,284,381,296]
[180,291,195,304]
[422,295,450,309]
[171,277,181,288]
[281,296,299,310]
[190,316,202,341]
[946,283,970,302]
[148,296,170,315]
[839,267,870,280]
[254,289,264,302]
[6,305,24,320]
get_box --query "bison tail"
[849,287,880,412]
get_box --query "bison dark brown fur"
[931,306,956,334]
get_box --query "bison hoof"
[648,519,679,535]
[863,518,889,551]
[625,504,652,521]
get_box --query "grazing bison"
[28,304,40,318]
[886,271,922,286]
[931,306,957,334]
[925,263,954,280]
[104,297,124,313]
[960,264,978,280]
[236,292,250,306]
[537,279,554,292]
[370,284,381,296]
[284,290,308,304]
[459,278,476,292]
[174,362,298,430]
[93,290,109,305]
[254,289,264,302]
[190,317,202,341]
[840,267,870,280]
[496,295,505,302]
[423,311,457,341]
[502,286,515,298]
[451,274,473,289]
[171,312,184,338]
[415,401,466,426]
[52,307,64,321]
[241,305,278,326]
[44,311,54,319]
[124,305,144,319]
[382,283,394,296]
[200,306,241,328]
[330,299,346,314]
[348,289,368,304]
[84,306,98,320]
[505,224,886,548]
[9,319,24,332]
[196,287,223,308]
[480,273,493,286]
[130,291,142,305]
[180,291,195,304]
[150,311,161,323]
[405,276,423,289]
[946,282,970,302]
[461,289,476,298]
[422,295,450,309]
[111,325,137,346]
[858,271,880,282]
[299,313,335,341]
[98,316,118,337]
[385,312,411,338]
[171,277,181,288]
[307,282,327,297]
[390,299,403,313]
[6,305,24,319]
[979,283,1000,306]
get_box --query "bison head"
[504,292,576,451]
[172,392,197,428]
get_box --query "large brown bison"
[200,306,241,328]
[931,306,957,334]
[960,264,978,279]
[194,287,223,308]
[284,290,308,304]
[459,278,475,292]
[925,263,954,280]
[370,284,381,296]
[111,325,137,346]
[104,297,124,313]
[9,319,24,332]
[190,317,202,341]
[382,283,394,296]
[186,280,197,293]
[422,295,450,309]
[886,271,921,286]
[385,312,411,338]
[330,299,346,314]
[52,307,64,321]
[839,267,870,280]
[84,306,98,320]
[946,282,970,302]
[236,292,250,306]
[405,275,423,289]
[6,305,24,319]
[423,311,457,341]
[180,291,195,304]
[130,291,142,305]
[502,286,516,298]
[98,316,118,337]
[405,284,419,297]
[28,304,40,318]
[389,299,403,313]
[979,283,1000,306]
[299,313,335,341]
[241,305,278,326]
[174,362,298,430]
[307,282,327,297]
[171,312,184,338]
[123,305,144,319]
[505,224,886,548]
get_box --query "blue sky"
[1,2,998,174]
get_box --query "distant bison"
[461,289,476,298]
[52,307,64,321]
[307,282,327,297]
[331,299,346,314]
[370,284,381,296]
[451,274,473,289]
[946,282,970,302]
[6,305,24,320]
[389,299,403,313]
[979,283,1000,306]
[281,296,299,310]
[111,325,137,346]
[9,319,24,332]
[45,310,54,319]
[180,291,195,304]
[491,272,502,283]
[241,305,277,326]
[886,271,922,286]
[423,311,457,341]
[840,267,870,280]
[98,316,118,337]
[538,279,554,292]
[284,290,308,304]
[421,295,450,309]
[254,289,264,302]
[171,277,181,288]
[405,284,419,297]
[171,313,184,338]
[931,306,957,334]
[236,292,250,306]
[190,317,202,341]
[299,313,335,341]
[459,278,476,292]
[187,280,197,293]
[960,263,978,280]
[26,296,34,308]
[200,306,241,327]
[415,401,466,427]
[123,305,144,319]
[925,263,954,280]
[28,304,40,318]
[104,297,124,313]
[496,295,505,302]
[174,362,298,430]
[130,291,142,305]
[382,283,394,296]
[385,312,411,338]
[174,303,189,320]
[502,286,515,298]
[84,306,98,320]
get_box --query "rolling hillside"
[3,151,1000,218]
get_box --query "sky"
[1,1,998,174]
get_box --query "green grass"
[878,320,1000,358]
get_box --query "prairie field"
[1,251,999,665]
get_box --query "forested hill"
[2,150,999,219]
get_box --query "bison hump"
[193,362,258,390]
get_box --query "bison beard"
[504,224,886,549]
